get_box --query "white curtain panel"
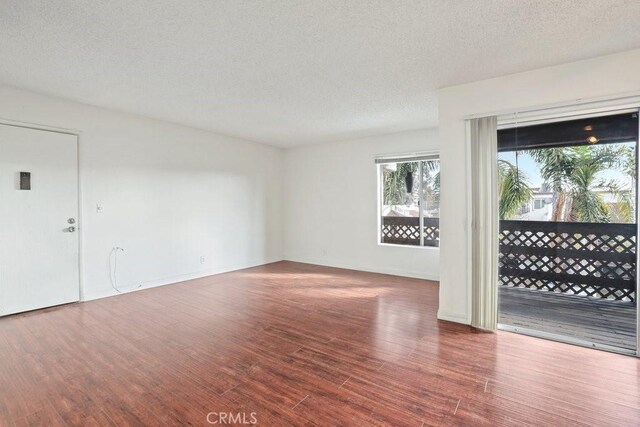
[469,116,499,330]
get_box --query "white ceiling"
[1,1,640,147]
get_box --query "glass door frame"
[495,106,640,357]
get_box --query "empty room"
[1,1,640,426]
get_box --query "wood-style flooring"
[0,261,639,426]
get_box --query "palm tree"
[383,161,442,209]
[498,159,532,219]
[619,144,636,180]
[382,162,418,205]
[529,145,634,223]
[527,147,575,220]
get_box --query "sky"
[497,142,635,190]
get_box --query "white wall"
[283,129,440,280]
[438,49,640,324]
[0,85,283,301]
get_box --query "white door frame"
[0,117,85,302]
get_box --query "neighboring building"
[515,187,554,221]
[515,183,634,221]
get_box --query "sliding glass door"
[497,111,638,354]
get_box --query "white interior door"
[0,124,79,316]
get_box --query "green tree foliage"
[529,145,635,223]
[421,160,440,212]
[382,162,418,205]
[381,160,441,214]
[498,159,532,220]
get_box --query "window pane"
[380,161,420,245]
[421,159,440,247]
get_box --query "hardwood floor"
[0,261,638,426]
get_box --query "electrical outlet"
[200,256,205,264]
[321,249,327,256]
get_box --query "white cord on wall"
[109,247,141,294]
[109,247,125,293]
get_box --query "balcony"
[381,217,637,350]
[499,219,636,350]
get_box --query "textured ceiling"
[1,1,640,147]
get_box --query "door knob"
[68,226,76,232]
[68,218,76,224]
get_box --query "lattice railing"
[381,216,439,247]
[380,217,636,301]
[499,220,637,302]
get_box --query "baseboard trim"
[82,258,284,302]
[437,309,470,325]
[283,256,439,282]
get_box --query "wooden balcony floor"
[499,286,637,351]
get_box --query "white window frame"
[376,152,440,249]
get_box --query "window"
[377,154,440,247]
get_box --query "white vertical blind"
[469,116,499,330]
